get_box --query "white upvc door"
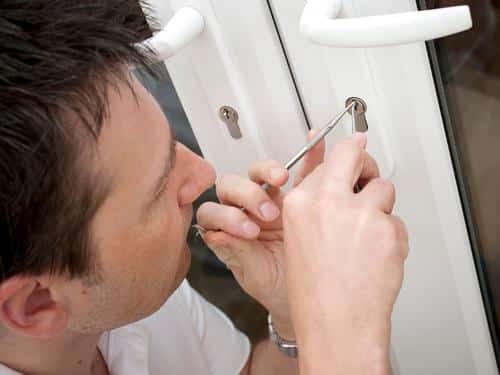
[144,0,500,373]
[269,1,498,374]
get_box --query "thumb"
[203,231,256,270]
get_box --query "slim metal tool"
[284,101,355,171]
[258,101,355,192]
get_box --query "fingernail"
[259,201,280,220]
[241,220,260,237]
[269,167,284,182]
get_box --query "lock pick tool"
[192,101,357,237]
[283,101,355,171]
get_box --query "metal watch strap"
[267,314,298,358]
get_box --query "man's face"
[58,74,216,334]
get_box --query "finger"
[216,175,281,222]
[322,133,370,195]
[294,128,326,187]
[204,232,247,269]
[203,231,261,271]
[248,160,289,188]
[196,201,261,239]
[356,178,395,214]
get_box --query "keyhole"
[219,106,243,139]
[222,109,231,120]
[345,97,369,133]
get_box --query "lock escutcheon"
[345,97,369,133]
[219,106,243,139]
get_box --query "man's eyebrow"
[151,125,177,201]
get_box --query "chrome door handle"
[137,7,204,61]
[300,0,472,48]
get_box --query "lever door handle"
[300,0,472,48]
[137,7,204,61]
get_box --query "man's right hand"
[282,133,409,375]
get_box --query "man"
[0,1,408,374]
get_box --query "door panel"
[269,0,496,373]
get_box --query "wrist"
[298,318,391,375]
[268,314,298,358]
[268,313,296,341]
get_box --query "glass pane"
[134,64,267,343]
[423,0,500,362]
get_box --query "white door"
[142,0,500,373]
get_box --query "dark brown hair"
[0,0,154,282]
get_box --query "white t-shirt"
[0,280,251,375]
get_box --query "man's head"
[0,0,215,339]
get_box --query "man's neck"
[0,330,105,375]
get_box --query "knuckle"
[371,177,395,196]
[394,217,410,258]
[245,183,264,200]
[380,178,395,195]
[383,180,396,203]
[378,217,408,258]
[215,175,231,196]
[248,162,262,178]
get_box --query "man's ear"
[0,276,68,338]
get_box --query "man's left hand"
[196,131,326,340]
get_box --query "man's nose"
[177,143,216,206]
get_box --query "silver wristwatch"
[267,314,298,358]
